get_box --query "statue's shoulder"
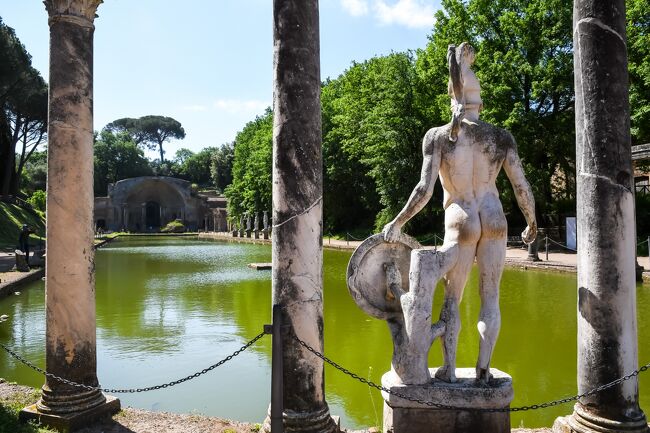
[476,120,516,149]
[424,124,453,147]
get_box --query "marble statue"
[348,43,536,388]
[254,212,260,232]
[383,42,537,384]
[263,211,269,231]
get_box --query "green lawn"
[0,202,45,250]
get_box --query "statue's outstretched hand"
[383,221,402,243]
[521,223,537,245]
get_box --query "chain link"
[0,332,265,393]
[293,334,650,413]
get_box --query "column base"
[20,394,120,432]
[553,407,650,433]
[381,368,513,433]
[261,406,340,433]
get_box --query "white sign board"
[566,217,577,251]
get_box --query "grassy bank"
[0,203,45,251]
[0,381,54,433]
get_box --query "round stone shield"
[347,233,422,320]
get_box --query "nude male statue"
[382,42,537,384]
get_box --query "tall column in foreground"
[267,1,337,432]
[554,1,648,432]
[21,1,120,430]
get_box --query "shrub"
[160,219,186,233]
[26,190,46,212]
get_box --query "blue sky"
[1,0,441,159]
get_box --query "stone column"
[265,1,337,432]
[554,1,648,432]
[20,1,120,429]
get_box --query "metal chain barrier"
[0,332,265,393]
[546,237,577,252]
[293,334,650,413]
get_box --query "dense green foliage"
[224,110,273,220]
[226,0,648,234]
[171,147,216,186]
[421,0,576,227]
[93,130,153,195]
[628,0,650,146]
[210,142,234,193]
[0,18,47,197]
[26,189,45,212]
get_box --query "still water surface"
[0,236,649,429]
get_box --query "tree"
[20,149,47,194]
[0,18,48,196]
[211,142,234,193]
[419,0,575,226]
[224,110,273,222]
[104,115,186,164]
[628,0,650,146]
[322,53,438,232]
[174,147,216,186]
[94,130,153,195]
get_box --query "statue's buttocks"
[351,42,537,387]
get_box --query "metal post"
[271,304,284,433]
[546,235,549,261]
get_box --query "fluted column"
[21,1,120,429]
[554,1,648,432]
[265,1,337,432]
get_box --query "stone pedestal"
[14,250,29,272]
[263,229,269,240]
[246,229,252,238]
[254,230,260,239]
[381,368,513,433]
[232,230,239,237]
[20,395,120,432]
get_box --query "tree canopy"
[0,18,48,196]
[94,130,153,196]
[224,0,648,235]
[104,115,186,165]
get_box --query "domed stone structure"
[94,176,227,232]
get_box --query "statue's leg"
[434,243,474,383]
[475,205,507,384]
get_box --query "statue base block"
[20,395,120,432]
[381,368,513,433]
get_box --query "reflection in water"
[0,236,649,429]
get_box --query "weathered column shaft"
[558,1,648,431]
[30,2,119,422]
[270,0,336,432]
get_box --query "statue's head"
[457,42,476,66]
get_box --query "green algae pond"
[1,235,649,430]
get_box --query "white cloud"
[213,99,269,114]
[373,0,435,29]
[341,0,369,16]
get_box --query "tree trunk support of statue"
[20,2,120,431]
[553,1,649,432]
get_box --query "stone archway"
[145,201,161,230]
